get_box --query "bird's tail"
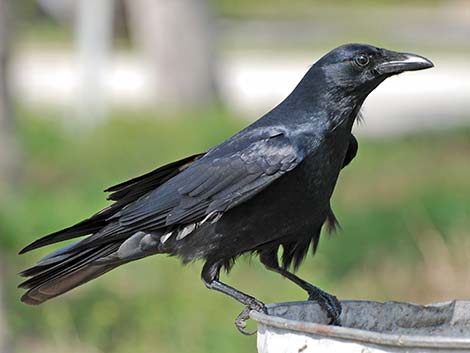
[18,241,125,305]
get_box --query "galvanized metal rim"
[250,301,470,349]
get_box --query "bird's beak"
[376,50,434,75]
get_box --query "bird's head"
[314,43,433,96]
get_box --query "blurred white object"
[10,50,470,136]
[125,0,217,107]
[74,0,114,124]
[219,53,470,137]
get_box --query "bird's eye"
[354,54,369,67]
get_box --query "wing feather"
[117,129,304,231]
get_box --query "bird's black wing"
[19,153,205,254]
[115,127,305,231]
[342,134,358,169]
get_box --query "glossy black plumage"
[19,44,433,328]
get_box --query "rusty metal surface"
[250,300,470,351]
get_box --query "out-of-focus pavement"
[11,49,470,137]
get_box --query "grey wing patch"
[110,231,160,262]
[160,231,173,244]
[176,224,196,240]
[183,137,299,217]
[115,130,304,240]
[165,212,223,243]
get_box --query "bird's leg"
[202,260,266,335]
[260,252,342,325]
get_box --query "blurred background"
[0,0,469,352]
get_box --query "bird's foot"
[307,287,342,325]
[235,298,267,335]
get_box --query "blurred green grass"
[16,0,468,55]
[213,0,443,19]
[2,107,469,353]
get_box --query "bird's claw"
[308,288,342,325]
[235,299,267,335]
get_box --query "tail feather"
[19,246,105,286]
[19,242,122,305]
[19,215,111,254]
[18,153,206,304]
[19,153,204,255]
[19,240,91,277]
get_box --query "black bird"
[19,44,433,332]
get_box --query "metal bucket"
[250,300,470,353]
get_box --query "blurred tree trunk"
[125,0,218,109]
[0,1,14,351]
[0,0,18,189]
[0,260,8,353]
[74,0,114,124]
